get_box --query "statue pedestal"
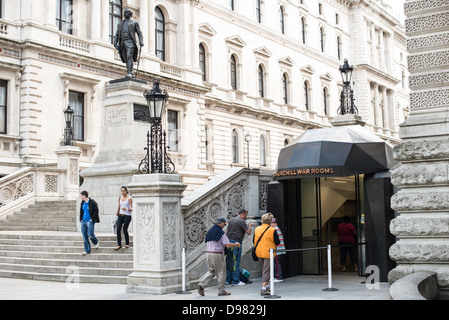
[126,174,187,294]
[80,78,149,231]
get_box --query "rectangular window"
[56,0,73,34]
[69,90,84,141]
[0,80,7,134]
[167,110,178,152]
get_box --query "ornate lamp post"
[61,105,75,146]
[139,79,175,174]
[245,133,252,168]
[338,59,358,115]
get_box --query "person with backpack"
[79,190,100,255]
[253,212,280,296]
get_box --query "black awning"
[274,125,397,179]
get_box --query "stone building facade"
[389,0,449,289]
[0,0,408,194]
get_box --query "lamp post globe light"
[139,79,175,174]
[61,105,75,146]
[245,133,252,168]
[338,59,358,115]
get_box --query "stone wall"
[388,0,449,289]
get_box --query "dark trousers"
[339,242,356,265]
[117,215,132,246]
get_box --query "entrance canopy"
[274,125,397,180]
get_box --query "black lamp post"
[61,105,75,146]
[138,79,175,174]
[338,59,358,115]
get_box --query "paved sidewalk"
[0,273,389,300]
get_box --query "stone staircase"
[0,201,133,284]
[0,201,77,232]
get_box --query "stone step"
[0,226,78,232]
[0,269,128,284]
[0,262,132,277]
[0,244,133,254]
[0,249,133,261]
[0,256,133,268]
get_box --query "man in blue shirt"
[79,190,100,255]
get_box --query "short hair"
[238,209,248,215]
[261,212,274,225]
[80,190,89,198]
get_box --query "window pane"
[0,82,6,106]
[167,110,178,152]
[69,91,84,141]
[0,107,5,133]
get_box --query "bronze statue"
[114,9,144,78]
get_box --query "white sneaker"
[274,279,283,283]
[236,281,246,286]
[93,242,99,249]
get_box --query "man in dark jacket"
[113,8,144,78]
[79,190,100,255]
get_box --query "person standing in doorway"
[225,209,253,286]
[271,217,285,282]
[79,190,100,255]
[115,186,133,251]
[337,216,357,272]
[198,218,240,297]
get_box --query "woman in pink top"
[337,216,357,272]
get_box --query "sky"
[388,0,406,23]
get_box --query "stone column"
[126,174,187,294]
[55,146,82,201]
[389,1,449,289]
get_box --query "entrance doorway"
[281,175,366,278]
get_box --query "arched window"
[109,0,122,44]
[155,7,165,61]
[323,87,328,115]
[304,81,310,110]
[301,17,306,44]
[232,129,239,163]
[280,7,285,34]
[258,65,264,97]
[230,55,237,90]
[320,27,325,52]
[199,43,206,81]
[282,73,288,104]
[260,135,267,166]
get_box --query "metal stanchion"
[265,248,281,299]
[323,244,338,291]
[176,247,192,294]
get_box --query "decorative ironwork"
[338,59,358,115]
[60,105,77,146]
[138,79,175,174]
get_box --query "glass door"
[300,178,323,274]
[355,175,366,276]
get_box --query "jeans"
[225,240,242,284]
[117,215,132,246]
[81,220,98,253]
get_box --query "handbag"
[251,226,270,262]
